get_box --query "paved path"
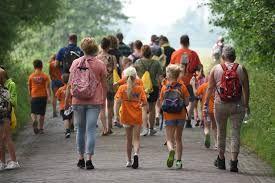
[0,108,274,183]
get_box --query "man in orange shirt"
[49,54,63,118]
[28,60,51,135]
[170,35,201,128]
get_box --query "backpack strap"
[220,63,228,71]
[232,63,239,71]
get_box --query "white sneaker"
[149,129,157,136]
[0,161,5,171]
[126,161,132,167]
[140,128,149,136]
[5,161,20,170]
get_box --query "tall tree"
[11,0,128,63]
[0,0,61,63]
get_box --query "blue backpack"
[161,83,185,113]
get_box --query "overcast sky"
[121,0,210,46]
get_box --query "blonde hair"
[166,64,181,80]
[124,66,137,100]
[80,37,98,55]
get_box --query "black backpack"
[161,83,185,113]
[62,47,81,73]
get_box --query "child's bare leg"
[165,126,176,152]
[3,121,16,161]
[99,107,107,134]
[31,113,38,123]
[39,115,45,130]
[0,123,5,163]
[107,100,114,130]
[125,126,133,161]
[64,119,70,130]
[175,126,183,160]
[133,125,141,155]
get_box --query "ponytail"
[127,76,134,100]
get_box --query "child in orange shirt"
[159,64,190,169]
[28,60,51,134]
[56,74,73,138]
[195,78,217,149]
[49,54,63,118]
[114,66,147,169]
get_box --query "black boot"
[185,120,193,128]
[230,160,239,172]
[214,156,226,170]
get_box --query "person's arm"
[101,65,108,103]
[205,68,216,105]
[182,85,190,106]
[242,66,250,113]
[114,87,122,122]
[190,76,196,95]
[28,77,32,98]
[114,99,121,122]
[46,78,51,103]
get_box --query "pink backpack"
[70,57,99,99]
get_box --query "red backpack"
[218,63,242,102]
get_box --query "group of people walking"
[0,32,249,173]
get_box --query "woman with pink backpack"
[65,37,107,170]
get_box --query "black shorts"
[31,97,47,116]
[60,110,73,121]
[148,86,159,103]
[186,85,195,102]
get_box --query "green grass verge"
[240,65,275,172]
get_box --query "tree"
[206,0,275,69]
[0,0,61,63]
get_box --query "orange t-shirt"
[49,60,62,81]
[28,71,50,98]
[56,84,72,110]
[160,81,190,121]
[170,48,201,86]
[196,82,214,114]
[115,83,147,125]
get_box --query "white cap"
[124,66,137,77]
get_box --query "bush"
[241,64,275,172]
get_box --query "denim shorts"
[51,80,63,90]
[165,120,185,127]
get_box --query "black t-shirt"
[163,45,175,67]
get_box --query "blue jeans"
[73,105,100,156]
